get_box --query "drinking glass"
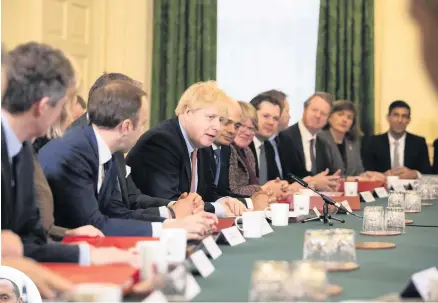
[362,206,385,233]
[249,260,291,302]
[404,190,422,213]
[385,207,405,233]
[388,191,405,208]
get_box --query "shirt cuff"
[167,201,177,207]
[78,243,91,266]
[159,206,170,218]
[152,222,164,237]
[211,200,227,218]
[244,198,254,209]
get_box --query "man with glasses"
[362,100,431,178]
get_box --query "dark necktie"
[259,144,268,184]
[309,138,317,175]
[213,148,221,186]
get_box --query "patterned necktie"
[213,148,221,186]
[190,149,198,192]
[259,144,268,185]
[393,140,401,169]
[309,138,317,175]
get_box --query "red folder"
[62,236,158,250]
[43,263,139,293]
[215,218,235,232]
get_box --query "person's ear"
[32,97,51,117]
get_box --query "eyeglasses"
[239,124,256,133]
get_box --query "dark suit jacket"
[127,117,236,212]
[362,132,431,174]
[38,125,154,235]
[209,145,249,199]
[433,139,438,174]
[1,127,80,263]
[69,114,169,218]
[278,123,334,178]
[248,139,283,181]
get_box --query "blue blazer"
[38,125,153,236]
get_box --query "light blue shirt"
[269,135,283,179]
[178,118,227,217]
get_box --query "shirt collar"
[212,143,221,151]
[253,136,263,150]
[298,119,317,141]
[178,117,195,155]
[1,112,23,161]
[268,135,277,146]
[92,126,112,165]
[388,132,406,145]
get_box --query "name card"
[185,273,201,300]
[360,191,376,203]
[221,226,246,246]
[261,219,274,235]
[412,267,438,300]
[341,201,353,214]
[374,187,389,198]
[190,250,215,278]
[202,236,222,259]
[143,291,168,303]
[391,182,407,192]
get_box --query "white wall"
[217,0,321,125]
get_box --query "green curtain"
[315,0,374,136]
[150,0,217,127]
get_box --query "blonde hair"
[238,101,258,129]
[175,81,229,117]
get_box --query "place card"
[412,267,438,300]
[374,187,389,198]
[185,273,201,300]
[391,182,406,192]
[202,236,222,259]
[221,226,246,246]
[341,201,354,214]
[190,250,215,278]
[261,219,274,235]
[313,207,321,217]
[360,191,376,203]
[142,291,168,303]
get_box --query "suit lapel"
[1,127,13,228]
[265,140,280,179]
[114,152,129,206]
[83,125,101,198]
[171,117,191,182]
[291,124,306,167]
[382,133,391,170]
[249,141,259,177]
[404,133,414,168]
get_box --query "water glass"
[404,190,422,213]
[388,191,405,208]
[303,230,331,262]
[156,265,188,302]
[329,229,357,264]
[285,261,328,301]
[362,206,385,233]
[385,207,405,233]
[249,260,291,302]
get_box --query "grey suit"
[318,130,364,176]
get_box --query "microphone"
[288,173,363,219]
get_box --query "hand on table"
[250,190,276,210]
[2,257,73,300]
[90,247,140,267]
[163,211,218,240]
[173,192,205,218]
[312,169,341,192]
[1,230,23,258]
[65,225,104,237]
[386,166,418,179]
[261,178,289,199]
[219,197,247,216]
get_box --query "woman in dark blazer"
[318,100,384,180]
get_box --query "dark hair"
[249,93,284,113]
[304,92,334,108]
[76,95,86,109]
[0,278,20,298]
[325,100,363,140]
[88,80,147,128]
[2,42,75,113]
[388,100,411,116]
[88,72,137,102]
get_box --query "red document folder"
[62,236,158,249]
[42,263,139,293]
[215,218,235,232]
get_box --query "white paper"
[261,219,274,235]
[341,201,353,214]
[202,236,222,259]
[142,291,168,303]
[190,250,215,278]
[184,273,201,300]
[313,207,321,217]
[221,226,246,246]
[412,267,438,300]
[360,191,376,203]
[374,187,389,198]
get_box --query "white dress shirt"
[253,136,264,167]
[298,120,317,172]
[93,127,164,237]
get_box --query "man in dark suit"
[362,100,431,178]
[433,139,438,174]
[278,92,341,191]
[39,80,215,238]
[1,42,136,265]
[127,81,250,217]
[69,72,202,219]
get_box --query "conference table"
[193,198,438,302]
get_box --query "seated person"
[318,100,385,180]
[127,81,249,217]
[1,42,139,265]
[39,80,216,238]
[69,72,200,220]
[433,139,438,174]
[362,100,431,178]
